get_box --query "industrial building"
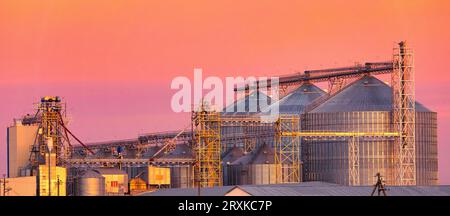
[0,176,37,196]
[7,117,39,178]
[4,42,440,196]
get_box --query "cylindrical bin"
[76,170,106,196]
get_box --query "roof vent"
[363,80,369,85]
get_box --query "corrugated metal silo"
[262,82,325,116]
[227,144,279,185]
[157,144,195,188]
[302,75,438,185]
[223,83,325,185]
[170,165,194,188]
[222,91,273,116]
[221,91,273,153]
[222,147,246,185]
[75,170,106,196]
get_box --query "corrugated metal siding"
[224,164,279,186]
[222,91,272,115]
[225,144,288,185]
[261,83,325,115]
[220,120,273,152]
[311,76,431,113]
[416,112,438,185]
[302,111,395,185]
[170,165,194,188]
[302,111,438,186]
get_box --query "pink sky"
[1,0,449,183]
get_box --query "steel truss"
[65,158,194,168]
[274,115,301,183]
[29,96,94,176]
[192,106,222,188]
[30,97,69,169]
[392,41,416,185]
[221,115,273,152]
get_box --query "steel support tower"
[30,96,70,171]
[29,96,94,175]
[392,41,416,185]
[192,105,222,188]
[274,115,301,183]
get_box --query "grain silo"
[261,82,325,116]
[222,147,246,185]
[302,75,438,186]
[221,91,273,153]
[223,83,325,185]
[222,91,272,115]
[75,170,106,196]
[157,144,194,188]
[226,144,278,185]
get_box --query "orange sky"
[1,0,450,183]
